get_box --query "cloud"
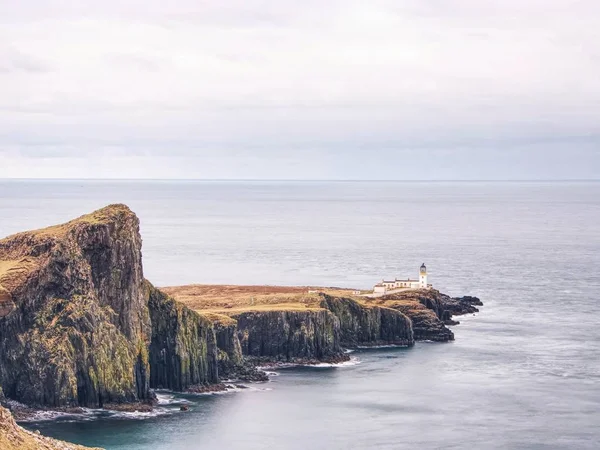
[0,1,599,179]
[0,47,50,73]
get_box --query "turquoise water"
[1,180,599,449]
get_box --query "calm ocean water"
[1,180,599,450]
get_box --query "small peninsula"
[0,204,482,447]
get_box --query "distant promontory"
[0,205,481,445]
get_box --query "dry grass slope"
[162,284,389,316]
[0,204,135,296]
[0,406,102,450]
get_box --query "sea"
[0,180,598,450]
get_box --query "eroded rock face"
[377,290,457,341]
[0,288,14,318]
[233,309,343,362]
[146,282,219,391]
[213,321,244,377]
[319,294,414,347]
[0,205,151,407]
[439,295,483,316]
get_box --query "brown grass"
[0,204,133,242]
[161,284,362,315]
[0,258,40,294]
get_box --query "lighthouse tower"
[419,263,428,289]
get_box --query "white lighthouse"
[372,263,432,294]
[419,263,427,288]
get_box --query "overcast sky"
[1,1,599,180]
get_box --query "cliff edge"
[0,205,152,407]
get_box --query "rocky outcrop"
[0,205,151,407]
[228,295,415,363]
[0,405,102,450]
[200,313,244,378]
[319,294,414,347]
[233,309,344,362]
[439,295,483,316]
[387,302,454,341]
[375,289,483,341]
[0,287,15,317]
[376,290,456,341]
[146,282,219,391]
[0,203,483,414]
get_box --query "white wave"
[154,392,192,405]
[185,384,250,396]
[20,407,102,423]
[309,357,361,368]
[355,344,410,349]
[106,407,174,420]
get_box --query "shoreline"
[0,203,483,448]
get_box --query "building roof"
[382,279,419,284]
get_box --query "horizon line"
[1,178,599,183]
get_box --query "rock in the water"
[439,295,483,316]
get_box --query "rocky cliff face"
[0,204,482,412]
[438,295,483,316]
[0,205,151,407]
[233,309,343,362]
[146,282,219,391]
[377,290,456,341]
[319,295,414,347]
[228,295,415,363]
[200,314,243,378]
[0,205,271,408]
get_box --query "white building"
[373,263,430,294]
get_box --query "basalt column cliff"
[0,205,227,408]
[0,205,481,411]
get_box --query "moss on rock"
[146,282,218,390]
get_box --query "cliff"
[0,205,151,407]
[232,308,344,363]
[146,282,219,391]
[0,204,481,414]
[164,284,479,346]
[0,404,102,450]
[374,290,457,341]
[198,313,244,378]
[439,294,483,316]
[165,287,418,363]
[0,205,234,409]
[319,295,414,347]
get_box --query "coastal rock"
[439,295,483,316]
[376,290,456,341]
[0,205,151,407]
[233,309,344,362]
[319,294,414,347]
[0,405,102,450]
[146,282,219,391]
[0,287,15,317]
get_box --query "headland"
[0,205,482,448]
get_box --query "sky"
[0,1,599,180]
